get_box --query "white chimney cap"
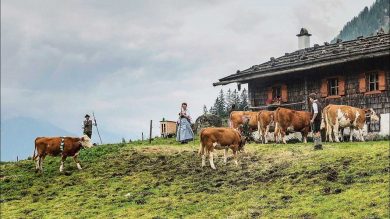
[296,28,312,37]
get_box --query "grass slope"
[1,139,389,218]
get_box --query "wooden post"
[142,132,144,141]
[149,120,153,143]
[304,77,309,110]
[17,156,18,162]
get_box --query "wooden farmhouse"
[160,119,177,138]
[214,28,390,136]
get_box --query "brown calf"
[33,135,93,172]
[199,127,246,169]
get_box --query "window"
[272,86,281,99]
[368,72,379,91]
[328,78,338,96]
[267,84,287,104]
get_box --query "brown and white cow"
[257,110,274,143]
[33,135,94,172]
[229,111,259,131]
[274,107,312,144]
[199,127,246,169]
[322,104,379,142]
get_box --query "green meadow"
[1,139,389,218]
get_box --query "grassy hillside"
[1,139,389,218]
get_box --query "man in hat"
[83,114,94,139]
[309,93,322,149]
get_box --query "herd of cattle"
[199,104,379,169]
[33,104,380,172]
[229,104,379,144]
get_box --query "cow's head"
[80,135,94,148]
[238,135,247,152]
[365,108,380,123]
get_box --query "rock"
[194,114,223,134]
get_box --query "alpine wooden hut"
[160,119,177,138]
[214,28,390,136]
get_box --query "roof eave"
[213,50,390,86]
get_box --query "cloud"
[1,0,375,140]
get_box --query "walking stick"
[93,112,103,144]
[177,107,182,142]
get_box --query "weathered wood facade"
[248,56,389,113]
[214,31,390,134]
[160,120,177,138]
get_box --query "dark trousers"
[84,132,92,139]
[312,120,321,133]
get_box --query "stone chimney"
[297,28,311,49]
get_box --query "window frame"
[328,78,339,96]
[272,86,281,99]
[368,72,379,92]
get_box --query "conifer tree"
[239,88,248,110]
[203,105,208,114]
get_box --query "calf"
[274,107,312,144]
[33,135,93,172]
[322,104,379,142]
[199,127,246,169]
[257,110,274,143]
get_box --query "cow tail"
[273,109,280,142]
[33,139,38,161]
[198,130,205,156]
[257,111,261,135]
[325,107,331,141]
[229,111,233,128]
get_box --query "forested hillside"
[332,0,389,42]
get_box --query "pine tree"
[225,89,233,113]
[232,89,240,109]
[216,89,226,117]
[211,97,220,116]
[203,105,208,114]
[239,88,248,110]
[209,106,215,115]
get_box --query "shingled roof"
[213,33,390,86]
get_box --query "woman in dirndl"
[176,102,194,144]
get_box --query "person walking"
[309,93,323,149]
[176,103,194,144]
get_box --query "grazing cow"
[274,107,312,144]
[229,111,259,131]
[199,127,246,169]
[33,135,94,172]
[257,110,274,143]
[322,104,379,142]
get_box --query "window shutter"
[378,71,386,91]
[281,84,288,102]
[338,76,345,95]
[359,73,366,93]
[267,87,273,100]
[320,79,328,97]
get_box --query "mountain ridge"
[332,0,390,42]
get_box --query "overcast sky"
[1,0,375,141]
